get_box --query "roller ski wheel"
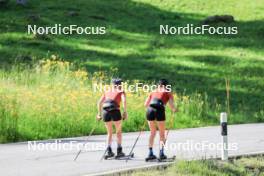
[115,151,125,159]
[145,154,157,162]
[130,153,135,158]
[158,155,176,162]
[115,153,134,160]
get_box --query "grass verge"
[131,156,264,176]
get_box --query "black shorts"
[146,106,165,121]
[102,109,122,122]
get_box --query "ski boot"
[145,153,157,162]
[115,146,125,159]
[159,153,167,161]
[104,146,115,160]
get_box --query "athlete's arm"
[97,95,105,120]
[168,93,177,113]
[144,95,151,108]
[121,92,127,119]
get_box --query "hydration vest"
[149,98,164,109]
[102,99,119,111]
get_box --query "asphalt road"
[0,123,264,176]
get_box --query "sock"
[117,144,122,148]
[107,144,111,149]
[160,147,164,155]
[149,147,153,155]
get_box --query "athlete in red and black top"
[144,79,177,160]
[97,78,127,158]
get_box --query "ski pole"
[73,120,100,161]
[100,146,108,161]
[161,112,175,149]
[126,120,147,162]
[165,112,175,145]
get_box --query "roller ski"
[145,149,175,162]
[145,154,175,162]
[158,155,176,162]
[115,152,134,160]
[105,153,134,160]
[158,149,176,162]
[104,147,134,160]
[103,146,115,160]
[114,146,133,160]
[145,154,158,162]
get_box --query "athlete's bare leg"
[148,121,157,148]
[113,120,122,145]
[157,121,166,148]
[105,121,113,146]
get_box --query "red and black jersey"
[104,90,124,107]
[149,88,173,105]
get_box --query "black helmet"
[112,78,123,85]
[158,79,168,86]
